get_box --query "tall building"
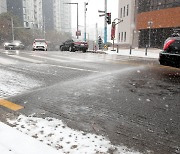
[137,0,180,48]
[0,0,7,14]
[6,0,43,29]
[52,0,71,33]
[117,0,138,48]
[23,0,43,29]
[42,0,71,33]
[42,0,54,31]
[60,0,71,33]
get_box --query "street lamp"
[11,17,30,41]
[64,3,79,39]
[147,21,153,48]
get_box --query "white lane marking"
[9,55,43,63]
[48,64,100,73]
[53,55,93,62]
[33,55,69,62]
[53,55,133,62]
[0,57,16,65]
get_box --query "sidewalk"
[0,122,59,154]
[89,47,162,59]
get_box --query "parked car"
[60,39,88,52]
[159,37,180,68]
[33,39,47,51]
[4,40,25,50]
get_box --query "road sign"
[76,30,81,36]
[98,10,105,13]
[111,22,116,40]
[99,14,105,17]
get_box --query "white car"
[33,39,47,51]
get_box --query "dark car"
[60,39,88,52]
[4,40,25,50]
[159,37,180,68]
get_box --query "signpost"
[111,18,123,51]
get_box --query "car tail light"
[163,39,175,50]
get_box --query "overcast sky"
[71,0,119,40]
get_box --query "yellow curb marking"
[0,99,24,111]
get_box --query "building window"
[119,33,121,42]
[124,32,127,42]
[121,32,123,42]
[123,6,125,17]
[127,4,129,16]
[120,8,122,18]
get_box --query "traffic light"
[106,13,111,24]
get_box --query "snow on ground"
[0,69,43,98]
[7,115,142,154]
[0,121,60,154]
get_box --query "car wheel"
[83,49,87,53]
[159,60,166,66]
[69,46,73,52]
[60,46,64,51]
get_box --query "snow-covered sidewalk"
[0,121,59,154]
[0,115,143,154]
[93,47,161,59]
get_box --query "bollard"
[130,45,132,55]
[117,45,119,53]
[145,45,148,56]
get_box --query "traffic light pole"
[84,2,88,42]
[104,0,107,44]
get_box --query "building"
[22,0,43,29]
[60,0,71,33]
[117,0,138,48]
[0,0,7,14]
[42,0,54,31]
[42,0,71,33]
[53,0,71,33]
[137,0,180,48]
[6,0,43,29]
[6,0,24,25]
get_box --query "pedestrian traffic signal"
[106,13,111,24]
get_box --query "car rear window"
[35,40,46,42]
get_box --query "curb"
[87,50,107,54]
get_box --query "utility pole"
[148,21,153,48]
[104,0,107,44]
[43,17,46,39]
[11,17,14,41]
[77,3,79,39]
[96,23,98,44]
[84,2,88,41]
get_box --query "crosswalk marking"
[0,99,24,111]
[0,57,16,65]
[1,51,141,65]
[9,55,43,63]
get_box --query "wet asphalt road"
[0,50,180,154]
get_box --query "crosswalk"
[0,50,141,65]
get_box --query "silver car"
[4,40,25,50]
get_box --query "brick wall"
[137,7,180,30]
